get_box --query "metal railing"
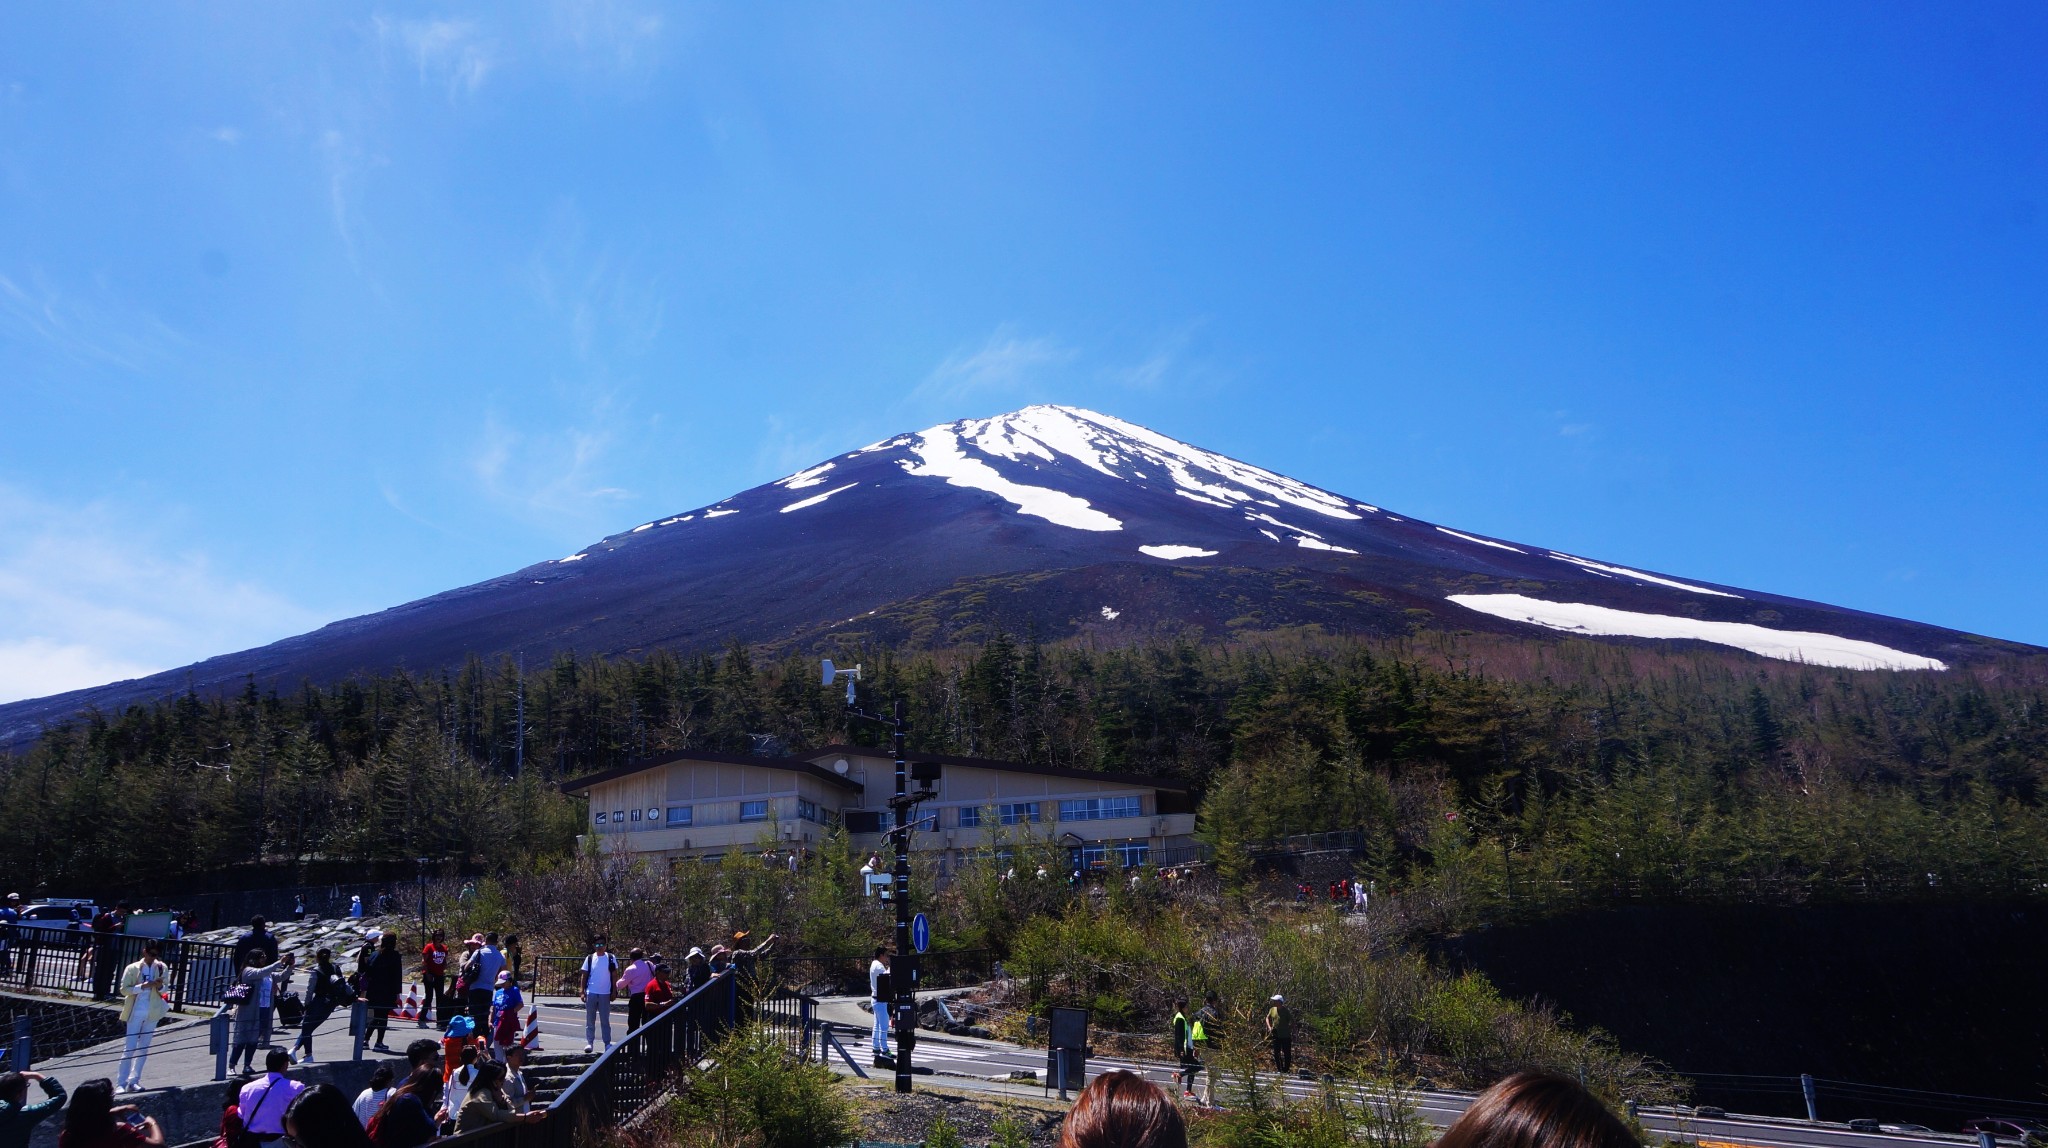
[0,927,241,1015]
[771,948,993,996]
[423,969,815,1147]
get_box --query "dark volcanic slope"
[1,406,2027,741]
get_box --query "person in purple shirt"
[236,1050,306,1141]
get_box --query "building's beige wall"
[582,751,1190,862]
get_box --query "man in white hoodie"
[116,942,168,1093]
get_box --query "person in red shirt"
[418,931,449,1028]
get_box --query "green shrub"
[924,1113,965,1148]
[663,1025,857,1148]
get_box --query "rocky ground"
[845,1085,1068,1147]
[188,914,411,968]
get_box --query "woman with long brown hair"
[1058,1070,1187,1148]
[1435,1072,1639,1148]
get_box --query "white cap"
[1270,993,1284,1001]
[365,929,382,940]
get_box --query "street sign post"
[911,912,930,954]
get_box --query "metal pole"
[1800,1073,1818,1122]
[210,1011,229,1080]
[351,1002,368,1062]
[1057,1047,1069,1102]
[892,697,913,1094]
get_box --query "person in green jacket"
[0,1071,65,1147]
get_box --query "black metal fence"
[0,927,241,1013]
[530,948,995,1000]
[424,969,815,1147]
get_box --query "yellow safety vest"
[1191,1017,1207,1042]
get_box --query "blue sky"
[3,3,2046,702]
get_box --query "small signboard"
[911,912,931,954]
[1045,1005,1090,1092]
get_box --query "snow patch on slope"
[779,463,836,490]
[1549,553,1739,598]
[781,483,859,513]
[1438,527,1523,554]
[1447,594,1945,671]
[900,426,1123,532]
[1140,545,1219,560]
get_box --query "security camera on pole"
[825,659,939,1094]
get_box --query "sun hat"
[687,947,705,960]
[465,933,485,947]
[495,969,513,984]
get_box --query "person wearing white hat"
[348,894,364,919]
[1264,994,1293,1073]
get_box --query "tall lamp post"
[826,660,938,1094]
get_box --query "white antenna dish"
[834,758,850,774]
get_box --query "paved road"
[794,996,1982,1148]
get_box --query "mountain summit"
[0,405,2014,741]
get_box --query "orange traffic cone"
[398,984,420,1021]
[520,1007,542,1052]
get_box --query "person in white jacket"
[116,942,169,1093]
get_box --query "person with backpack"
[291,949,354,1065]
[577,940,617,1054]
[228,951,294,1076]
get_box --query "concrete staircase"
[523,1050,599,1107]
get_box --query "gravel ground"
[846,1084,1068,1147]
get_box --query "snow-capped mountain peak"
[2,404,2012,741]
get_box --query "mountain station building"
[560,744,1198,872]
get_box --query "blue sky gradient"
[3,3,2045,701]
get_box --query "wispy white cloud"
[376,16,498,100]
[0,269,184,374]
[0,486,328,704]
[547,0,667,81]
[912,326,1075,407]
[453,202,663,530]
[211,126,243,145]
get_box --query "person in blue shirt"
[489,970,525,1053]
[0,1071,66,1147]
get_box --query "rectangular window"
[998,802,1039,825]
[797,798,818,822]
[823,810,842,829]
[1076,844,1108,868]
[739,800,768,822]
[667,806,693,827]
[1059,796,1142,822]
[957,805,982,828]
[1116,842,1151,868]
